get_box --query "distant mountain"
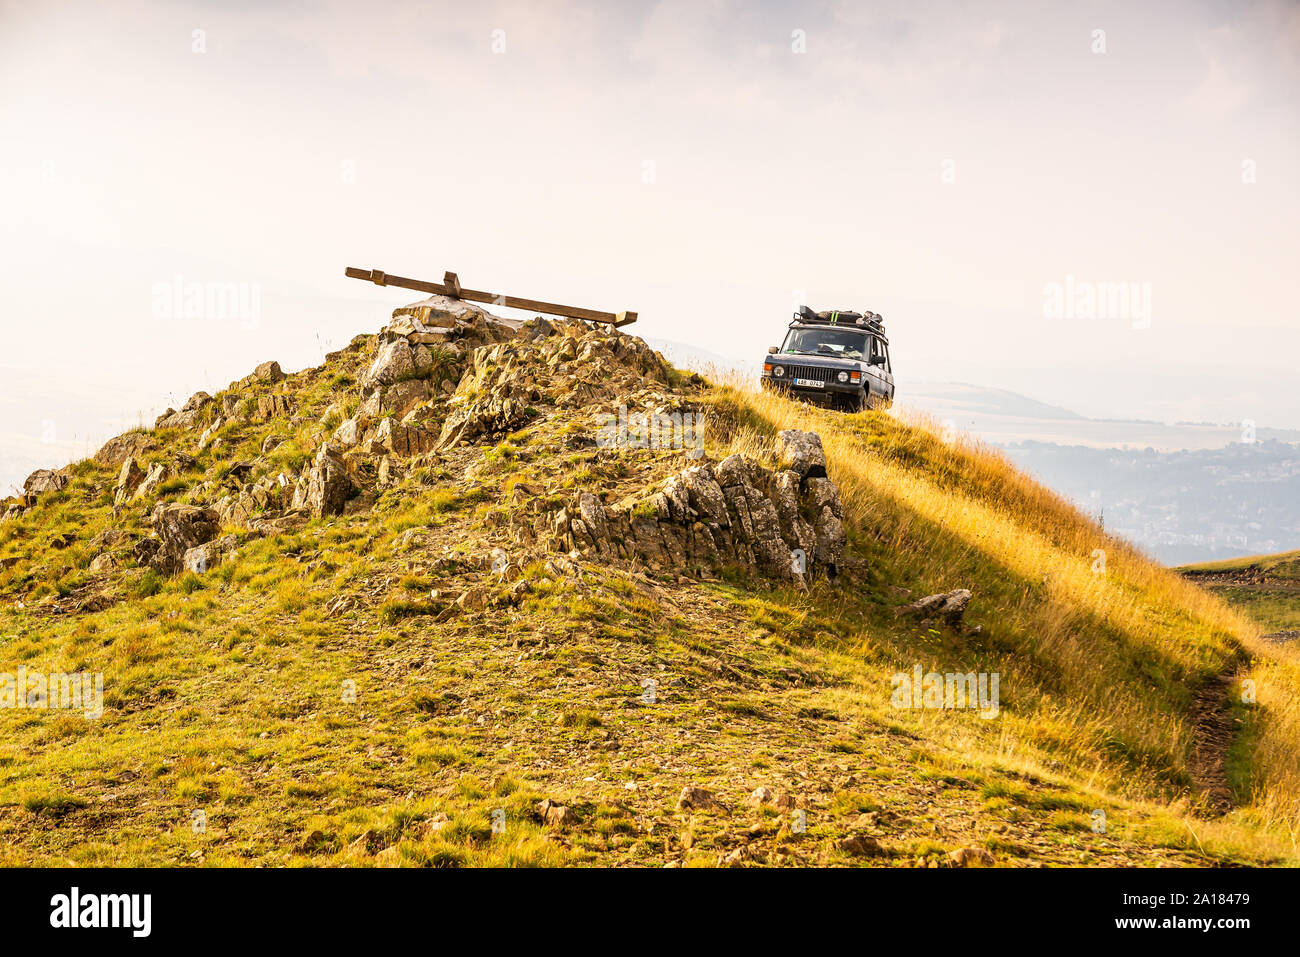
[901,381,1300,452]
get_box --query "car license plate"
[793,378,824,388]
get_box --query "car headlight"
[837,371,849,383]
[772,365,785,377]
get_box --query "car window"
[781,328,868,359]
[871,337,890,372]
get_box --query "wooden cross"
[345,266,637,327]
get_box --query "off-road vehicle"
[760,306,894,411]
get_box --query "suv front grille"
[785,365,837,383]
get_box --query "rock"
[813,504,845,569]
[776,430,827,479]
[197,417,224,451]
[948,847,995,868]
[393,293,518,331]
[149,503,220,574]
[895,588,973,627]
[346,830,378,855]
[254,360,284,382]
[89,552,118,574]
[413,344,434,374]
[554,433,846,581]
[256,394,294,421]
[455,586,489,612]
[838,834,887,857]
[181,391,212,413]
[333,418,360,446]
[131,538,161,567]
[298,446,356,517]
[181,534,236,574]
[375,418,436,457]
[154,405,206,430]
[89,528,128,549]
[94,431,155,469]
[295,829,334,855]
[676,785,727,813]
[23,469,68,498]
[381,378,429,418]
[536,798,575,829]
[361,339,415,390]
[132,461,169,501]
[748,786,776,806]
[721,847,752,867]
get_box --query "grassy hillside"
[1179,551,1300,635]
[1,316,1297,867]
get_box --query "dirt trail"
[1188,672,1237,814]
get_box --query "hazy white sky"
[2,0,1298,489]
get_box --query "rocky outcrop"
[149,503,220,574]
[133,461,169,501]
[378,379,429,419]
[94,430,156,469]
[776,429,828,478]
[113,458,146,505]
[437,319,671,449]
[23,469,68,500]
[374,418,436,457]
[214,475,285,526]
[181,534,238,574]
[292,445,356,517]
[361,339,415,391]
[552,430,845,581]
[155,391,213,430]
[255,394,294,421]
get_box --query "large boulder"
[895,589,973,627]
[361,339,415,391]
[392,294,520,332]
[254,360,284,382]
[256,394,294,421]
[181,534,238,574]
[23,469,68,499]
[776,430,827,479]
[94,430,156,469]
[380,378,429,419]
[297,445,356,517]
[149,503,220,574]
[375,418,436,457]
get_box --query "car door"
[879,339,895,400]
[867,336,888,397]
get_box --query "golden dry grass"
[706,373,1300,840]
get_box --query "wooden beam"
[345,266,636,327]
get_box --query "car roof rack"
[792,305,885,332]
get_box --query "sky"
[2,0,1298,492]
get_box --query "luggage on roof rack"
[792,305,885,331]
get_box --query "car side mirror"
[767,346,779,354]
[870,355,886,365]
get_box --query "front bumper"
[761,374,864,405]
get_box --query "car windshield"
[781,327,868,359]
